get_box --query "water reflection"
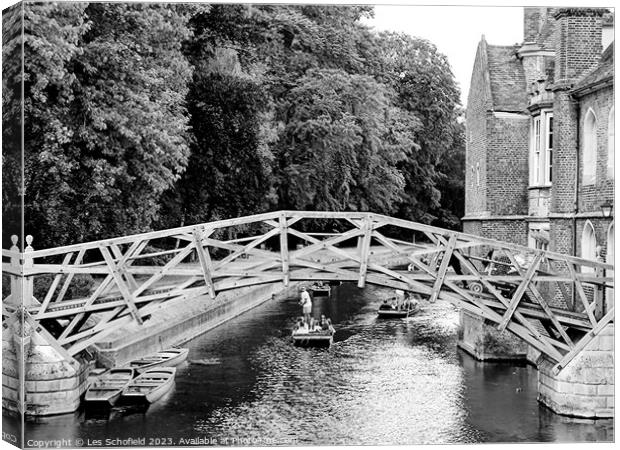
[8,283,613,445]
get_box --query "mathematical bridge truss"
[2,211,614,374]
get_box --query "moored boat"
[84,368,135,407]
[310,283,331,296]
[129,348,189,373]
[120,367,176,404]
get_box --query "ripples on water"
[16,283,613,445]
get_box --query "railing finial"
[25,235,34,252]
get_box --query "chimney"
[524,7,547,43]
[553,8,607,86]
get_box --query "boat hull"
[130,348,189,374]
[377,305,419,318]
[120,368,176,404]
[84,368,135,407]
[292,332,334,348]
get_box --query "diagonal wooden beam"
[447,246,563,359]
[132,243,196,298]
[553,307,615,375]
[193,227,216,299]
[36,252,74,318]
[429,234,458,303]
[566,259,597,326]
[498,252,543,332]
[54,249,85,304]
[213,227,280,270]
[100,245,143,325]
[110,243,138,290]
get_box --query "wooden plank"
[357,216,373,288]
[100,245,143,325]
[429,234,457,303]
[279,214,290,286]
[498,252,542,332]
[193,228,216,299]
[54,249,86,304]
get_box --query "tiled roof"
[486,45,527,112]
[572,42,614,94]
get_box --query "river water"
[12,283,614,446]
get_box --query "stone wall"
[457,309,529,361]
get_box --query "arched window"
[606,222,614,308]
[608,107,614,179]
[581,220,597,273]
[583,109,598,185]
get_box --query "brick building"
[464,7,614,269]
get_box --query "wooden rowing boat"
[129,348,189,373]
[84,368,135,407]
[120,367,176,404]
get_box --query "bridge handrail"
[6,210,613,271]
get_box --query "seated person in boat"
[390,297,398,309]
[318,315,330,331]
[379,299,392,311]
[294,317,309,333]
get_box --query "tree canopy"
[2,3,465,249]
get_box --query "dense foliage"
[2,3,465,249]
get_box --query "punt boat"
[310,283,331,296]
[129,348,189,373]
[84,368,135,407]
[120,367,176,404]
[377,301,420,318]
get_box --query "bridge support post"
[537,324,614,418]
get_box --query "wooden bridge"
[2,211,614,374]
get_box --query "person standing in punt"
[299,287,312,326]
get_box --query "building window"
[581,220,597,273]
[530,110,553,186]
[545,115,553,184]
[608,107,614,179]
[583,109,598,185]
[528,223,549,251]
[476,162,480,187]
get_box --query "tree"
[20,3,194,247]
[371,32,463,226]
[274,68,414,214]
[178,69,274,225]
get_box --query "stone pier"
[537,324,614,418]
[2,311,93,416]
[457,309,529,361]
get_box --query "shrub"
[33,273,94,301]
